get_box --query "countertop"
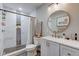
[41,36,79,50]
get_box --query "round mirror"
[48,10,70,33]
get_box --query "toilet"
[26,37,41,56]
[25,44,37,56]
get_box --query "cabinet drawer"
[60,45,79,56]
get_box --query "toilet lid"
[26,44,37,51]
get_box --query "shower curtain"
[4,11,36,55]
[21,15,32,45]
[0,9,36,55]
[0,10,4,56]
[3,12,16,49]
[0,11,17,55]
[21,16,36,46]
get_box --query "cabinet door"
[46,40,59,56]
[60,45,79,56]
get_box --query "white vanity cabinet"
[41,39,59,56]
[60,45,79,56]
[41,36,79,56]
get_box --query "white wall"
[28,9,36,17]
[29,9,37,17]
[0,3,3,9]
[36,3,79,40]
[36,4,51,36]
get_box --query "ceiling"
[3,3,43,14]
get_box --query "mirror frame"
[47,10,70,33]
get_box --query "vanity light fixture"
[54,3,59,6]
[54,3,59,10]
[48,3,60,13]
[55,3,59,5]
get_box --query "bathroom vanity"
[40,10,79,56]
[41,36,79,56]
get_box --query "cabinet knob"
[46,42,50,46]
[2,30,5,32]
[67,53,71,56]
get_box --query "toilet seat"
[26,44,37,51]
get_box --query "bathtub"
[3,44,38,56]
[3,45,27,56]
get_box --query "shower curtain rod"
[0,9,35,18]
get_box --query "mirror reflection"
[48,10,70,33]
